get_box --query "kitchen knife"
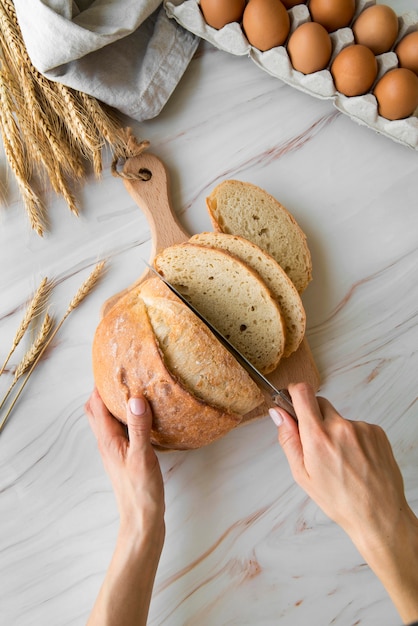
[145,262,297,420]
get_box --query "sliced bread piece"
[154,243,286,374]
[189,232,306,358]
[206,179,312,293]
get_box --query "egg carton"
[164,0,418,150]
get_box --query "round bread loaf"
[206,179,312,293]
[154,243,286,374]
[189,232,306,358]
[92,278,264,450]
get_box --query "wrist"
[353,506,418,623]
[118,517,165,556]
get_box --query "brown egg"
[308,0,355,33]
[243,0,290,51]
[374,68,418,119]
[281,0,306,7]
[331,44,378,96]
[287,22,332,73]
[396,30,418,76]
[352,5,399,55]
[200,0,246,29]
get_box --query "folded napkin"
[13,0,199,121]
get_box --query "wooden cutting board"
[102,152,320,425]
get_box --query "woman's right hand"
[270,382,418,624]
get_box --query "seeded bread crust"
[154,243,286,374]
[189,232,306,358]
[92,278,263,450]
[206,180,312,293]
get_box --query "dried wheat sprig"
[53,83,104,172]
[0,0,148,233]
[0,67,81,225]
[0,1,82,211]
[49,166,80,217]
[3,31,86,194]
[79,92,125,154]
[0,277,52,376]
[66,260,106,316]
[0,109,45,235]
[0,312,54,411]
[5,73,80,216]
[0,61,47,233]
[0,69,26,177]
[21,75,83,181]
[42,86,91,178]
[0,261,107,434]
[14,313,54,380]
[0,1,26,74]
[41,84,89,159]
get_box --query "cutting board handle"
[123,152,189,256]
[101,152,189,316]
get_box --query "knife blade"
[144,262,297,420]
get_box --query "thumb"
[126,396,153,452]
[270,407,306,483]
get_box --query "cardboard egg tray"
[164,0,418,150]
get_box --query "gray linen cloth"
[13,0,199,121]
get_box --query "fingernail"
[269,407,284,427]
[129,397,146,416]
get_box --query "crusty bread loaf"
[189,232,306,358]
[206,180,312,293]
[92,277,263,450]
[154,243,286,374]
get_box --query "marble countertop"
[1,3,418,624]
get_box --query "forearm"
[352,506,418,624]
[87,525,165,626]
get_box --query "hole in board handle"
[138,167,152,181]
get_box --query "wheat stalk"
[52,84,104,172]
[0,1,25,72]
[0,277,52,376]
[20,74,83,183]
[80,92,128,158]
[0,261,107,433]
[14,313,54,380]
[0,312,54,411]
[0,66,47,235]
[0,0,138,235]
[66,260,106,316]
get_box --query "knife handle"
[272,389,298,421]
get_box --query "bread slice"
[92,277,263,450]
[206,179,312,293]
[189,232,306,358]
[154,243,286,374]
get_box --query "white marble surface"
[1,3,418,623]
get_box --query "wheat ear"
[0,277,52,376]
[0,261,106,434]
[0,313,54,411]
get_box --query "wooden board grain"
[102,152,320,424]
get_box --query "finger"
[288,382,325,431]
[85,388,100,438]
[270,407,307,483]
[317,396,341,422]
[126,396,153,454]
[88,388,127,444]
[84,387,100,418]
